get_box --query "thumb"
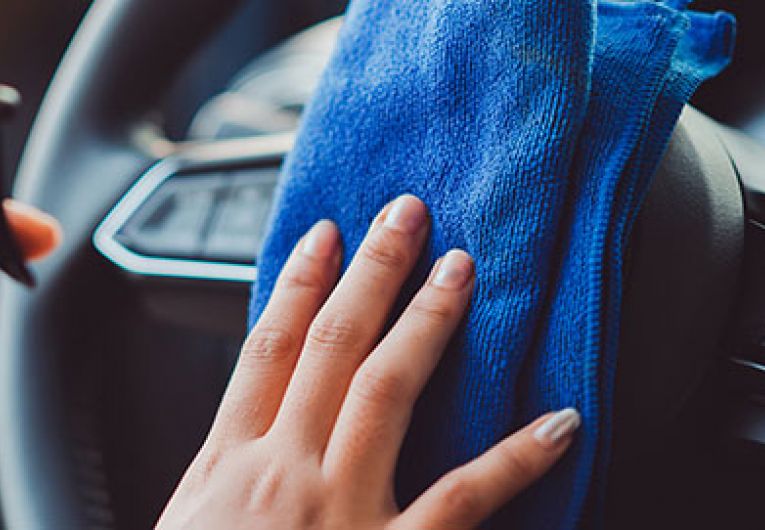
[398,408,581,530]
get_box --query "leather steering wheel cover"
[615,107,744,455]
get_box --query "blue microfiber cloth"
[249,1,734,528]
[514,3,734,527]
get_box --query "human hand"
[157,194,580,529]
[3,198,61,261]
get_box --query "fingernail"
[383,194,427,234]
[3,198,60,226]
[533,408,581,449]
[432,249,474,289]
[302,220,339,258]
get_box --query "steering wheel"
[0,0,758,528]
[0,1,256,526]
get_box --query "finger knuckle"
[241,326,296,365]
[409,295,457,326]
[439,473,483,516]
[352,368,410,407]
[305,316,360,357]
[362,229,411,270]
[248,461,287,510]
[186,443,228,489]
[280,265,328,294]
[495,442,537,478]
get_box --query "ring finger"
[273,194,430,451]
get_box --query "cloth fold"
[249,1,734,527]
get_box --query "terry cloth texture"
[248,1,734,528]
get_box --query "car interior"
[2,0,765,528]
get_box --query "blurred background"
[2,0,765,191]
[0,0,348,190]
[0,0,91,189]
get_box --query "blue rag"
[249,1,734,528]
